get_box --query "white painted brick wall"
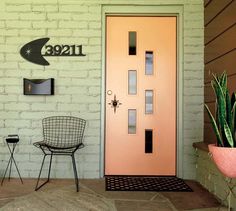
[0,0,204,179]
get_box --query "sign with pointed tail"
[20,37,86,66]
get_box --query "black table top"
[6,138,19,143]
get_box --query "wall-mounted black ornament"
[23,78,54,95]
[20,38,86,66]
[20,38,50,66]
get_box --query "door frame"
[100,5,184,178]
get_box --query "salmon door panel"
[105,16,176,175]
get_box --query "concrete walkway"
[0,179,226,210]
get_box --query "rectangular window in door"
[129,32,136,55]
[145,129,153,153]
[145,51,153,75]
[128,109,136,134]
[145,90,153,114]
[128,70,137,95]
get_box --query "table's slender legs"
[1,142,23,185]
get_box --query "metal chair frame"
[33,116,86,192]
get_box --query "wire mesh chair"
[33,116,86,192]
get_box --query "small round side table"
[1,135,23,185]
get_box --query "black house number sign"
[44,44,84,57]
[20,37,86,66]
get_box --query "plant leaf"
[216,99,219,128]
[223,119,234,147]
[219,71,227,95]
[205,104,224,146]
[231,92,236,108]
[211,75,227,144]
[226,89,232,132]
[231,101,236,145]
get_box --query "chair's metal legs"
[47,153,53,181]
[35,152,80,192]
[35,154,46,191]
[35,153,53,191]
[71,153,79,192]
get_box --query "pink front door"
[105,16,176,175]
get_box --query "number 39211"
[43,45,86,56]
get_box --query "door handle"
[108,94,122,113]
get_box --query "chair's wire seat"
[33,116,86,192]
[33,141,84,153]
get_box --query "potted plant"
[205,72,236,178]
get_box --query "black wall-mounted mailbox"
[23,78,54,95]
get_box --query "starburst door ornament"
[108,94,122,113]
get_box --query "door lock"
[107,90,113,95]
[108,94,122,113]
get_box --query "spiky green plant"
[205,72,236,147]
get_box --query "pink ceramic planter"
[208,144,236,178]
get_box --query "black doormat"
[105,176,192,192]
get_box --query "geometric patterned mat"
[105,176,193,192]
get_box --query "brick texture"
[196,149,236,209]
[0,0,204,179]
